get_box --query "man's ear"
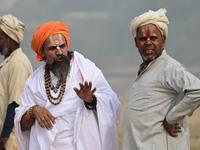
[162,35,166,47]
[134,37,138,48]
[41,50,44,58]
[6,37,12,45]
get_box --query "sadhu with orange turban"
[31,21,70,61]
[15,20,121,150]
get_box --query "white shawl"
[14,51,121,150]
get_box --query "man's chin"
[0,50,8,57]
[142,55,156,61]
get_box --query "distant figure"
[0,14,33,150]
[122,8,200,150]
[14,21,121,150]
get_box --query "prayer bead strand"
[44,65,66,105]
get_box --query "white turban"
[129,8,169,38]
[0,14,25,44]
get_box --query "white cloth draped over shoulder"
[14,51,121,150]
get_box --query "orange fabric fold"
[31,21,71,61]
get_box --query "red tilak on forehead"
[146,24,150,37]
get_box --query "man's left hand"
[164,118,182,137]
[74,81,96,103]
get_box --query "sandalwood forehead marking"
[55,40,59,45]
[49,36,54,46]
[49,34,65,49]
[59,34,64,43]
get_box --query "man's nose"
[145,37,152,44]
[55,48,63,55]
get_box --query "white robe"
[15,51,121,150]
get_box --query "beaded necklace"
[44,65,66,105]
[137,64,147,75]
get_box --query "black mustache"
[53,55,68,62]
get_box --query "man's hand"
[164,118,182,137]
[74,81,96,103]
[33,106,56,130]
[0,137,8,150]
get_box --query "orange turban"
[31,21,71,61]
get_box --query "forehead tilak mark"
[146,24,150,38]
[49,36,54,46]
[48,34,66,50]
[58,34,64,43]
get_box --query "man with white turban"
[0,14,33,150]
[122,8,200,150]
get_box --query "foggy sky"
[0,0,200,100]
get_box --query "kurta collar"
[0,48,22,68]
[137,49,167,76]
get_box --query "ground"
[118,100,200,150]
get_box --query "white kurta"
[122,50,200,150]
[14,51,121,150]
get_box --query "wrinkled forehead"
[46,33,66,46]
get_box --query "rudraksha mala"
[44,65,66,105]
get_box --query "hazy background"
[0,0,200,100]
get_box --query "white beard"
[0,43,9,58]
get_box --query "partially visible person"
[0,14,33,150]
[122,8,200,150]
[14,21,121,150]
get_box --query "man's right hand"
[0,137,8,150]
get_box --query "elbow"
[20,124,30,131]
